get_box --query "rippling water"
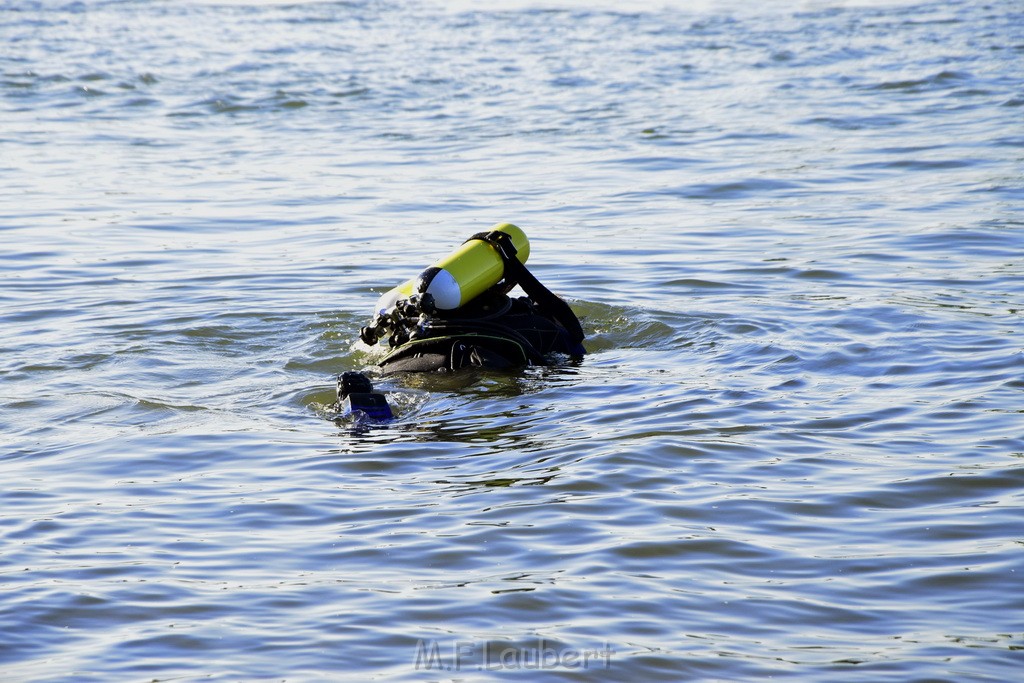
[2,0,1022,680]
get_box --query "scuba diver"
[336,223,585,423]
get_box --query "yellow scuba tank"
[374,222,530,314]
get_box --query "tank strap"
[467,230,585,348]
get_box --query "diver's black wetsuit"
[375,289,584,374]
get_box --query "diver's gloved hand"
[336,372,393,423]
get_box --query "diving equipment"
[360,223,585,374]
[372,222,529,314]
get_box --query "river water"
[2,0,1022,680]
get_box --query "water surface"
[1,0,1022,680]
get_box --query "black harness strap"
[467,230,585,346]
[421,319,549,365]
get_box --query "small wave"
[801,114,906,130]
[664,278,749,289]
[863,70,973,93]
[662,178,803,200]
[572,301,691,353]
[850,159,976,171]
[793,268,851,280]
